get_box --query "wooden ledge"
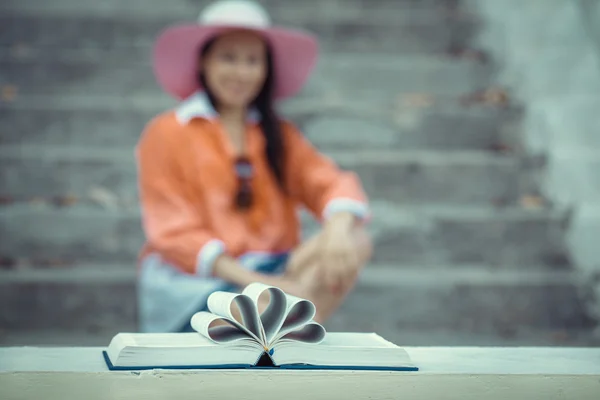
[1,347,599,400]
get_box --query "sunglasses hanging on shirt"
[234,156,254,210]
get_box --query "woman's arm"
[283,122,370,225]
[212,254,272,287]
[136,115,229,278]
[282,122,372,291]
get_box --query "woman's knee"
[310,224,373,265]
[286,225,372,281]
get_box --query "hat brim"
[152,23,319,101]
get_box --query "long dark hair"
[198,39,287,193]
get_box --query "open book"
[103,283,418,371]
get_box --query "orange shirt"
[135,93,369,276]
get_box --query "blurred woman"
[136,0,372,332]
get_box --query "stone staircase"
[0,0,597,346]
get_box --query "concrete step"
[0,204,571,266]
[0,104,522,152]
[0,5,476,54]
[0,2,474,28]
[0,266,593,334]
[0,89,504,116]
[0,267,138,333]
[307,204,571,267]
[0,0,464,18]
[302,110,521,152]
[0,53,492,98]
[0,146,539,205]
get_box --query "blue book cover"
[102,349,419,372]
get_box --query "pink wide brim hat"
[152,0,319,101]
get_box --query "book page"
[189,312,251,343]
[273,293,318,342]
[241,283,287,344]
[206,290,263,343]
[278,321,326,344]
[118,333,220,347]
[272,333,415,369]
[319,332,397,348]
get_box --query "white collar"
[175,91,261,125]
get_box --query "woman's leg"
[203,228,372,329]
[284,226,373,324]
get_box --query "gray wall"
[468,0,600,324]
[580,0,600,54]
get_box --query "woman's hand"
[318,212,361,293]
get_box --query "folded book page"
[190,282,326,348]
[242,283,287,344]
[191,290,262,344]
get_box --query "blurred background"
[1,0,600,347]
